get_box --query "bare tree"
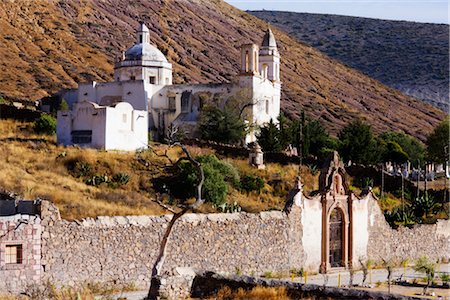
[382,258,397,294]
[359,257,373,286]
[348,265,355,287]
[147,126,205,300]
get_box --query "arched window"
[262,64,268,79]
[245,50,249,72]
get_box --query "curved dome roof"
[261,28,277,49]
[124,43,168,63]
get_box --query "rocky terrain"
[0,0,445,140]
[250,10,449,112]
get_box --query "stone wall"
[42,210,304,289]
[367,198,450,262]
[0,215,42,293]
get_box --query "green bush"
[175,154,239,206]
[239,175,264,193]
[33,114,56,135]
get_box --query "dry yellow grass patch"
[215,286,291,300]
[0,119,317,220]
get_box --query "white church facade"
[57,24,281,150]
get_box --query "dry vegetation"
[0,119,314,220]
[0,281,136,300]
[212,286,291,300]
[0,0,444,140]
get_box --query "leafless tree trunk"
[382,258,396,294]
[147,126,204,300]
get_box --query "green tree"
[426,117,449,164]
[33,114,56,135]
[338,119,378,165]
[198,106,246,144]
[380,131,424,166]
[277,112,292,151]
[290,113,336,159]
[256,119,282,152]
[382,141,409,164]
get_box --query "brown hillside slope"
[0,0,445,140]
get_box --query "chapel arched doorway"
[329,208,344,267]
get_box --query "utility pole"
[401,173,404,224]
[381,164,384,199]
[416,159,420,200]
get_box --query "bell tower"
[240,44,259,76]
[259,28,280,82]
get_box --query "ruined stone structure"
[1,153,449,295]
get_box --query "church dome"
[261,28,277,49]
[124,43,168,63]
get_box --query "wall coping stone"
[0,214,41,223]
[52,211,289,228]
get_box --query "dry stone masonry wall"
[0,215,42,293]
[1,194,449,294]
[42,210,304,289]
[367,198,450,262]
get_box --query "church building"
[57,23,281,150]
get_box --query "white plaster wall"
[104,103,148,151]
[77,82,97,103]
[352,196,370,265]
[120,81,149,111]
[300,196,323,271]
[56,111,72,145]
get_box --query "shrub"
[112,173,130,185]
[175,154,239,206]
[85,174,109,186]
[240,175,264,193]
[33,114,56,135]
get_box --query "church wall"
[41,211,301,289]
[56,111,72,146]
[351,196,370,265]
[150,83,241,136]
[104,103,148,150]
[300,196,323,271]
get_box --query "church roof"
[261,28,277,49]
[124,43,168,63]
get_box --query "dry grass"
[0,119,316,219]
[214,286,291,300]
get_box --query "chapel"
[57,23,281,150]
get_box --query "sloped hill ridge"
[0,0,445,140]
[250,10,449,112]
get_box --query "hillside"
[250,10,449,112]
[0,0,445,140]
[0,119,317,219]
